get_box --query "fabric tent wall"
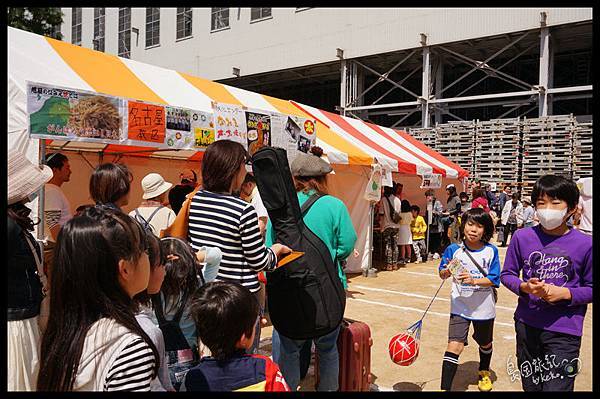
[56,152,200,216]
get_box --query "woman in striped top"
[187,140,291,353]
[37,206,159,391]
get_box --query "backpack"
[151,291,193,352]
[385,195,402,224]
[252,147,346,340]
[134,205,164,234]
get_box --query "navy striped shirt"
[188,190,275,293]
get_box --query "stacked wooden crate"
[572,119,593,180]
[434,121,476,178]
[474,118,521,190]
[520,115,575,198]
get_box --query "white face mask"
[536,208,568,230]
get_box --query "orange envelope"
[276,251,305,268]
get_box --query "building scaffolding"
[338,16,591,128]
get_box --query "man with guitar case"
[253,146,357,391]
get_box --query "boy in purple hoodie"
[500,175,592,391]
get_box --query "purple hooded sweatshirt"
[500,225,592,337]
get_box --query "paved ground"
[257,241,593,392]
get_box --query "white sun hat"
[141,173,173,200]
[8,149,53,205]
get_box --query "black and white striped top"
[188,190,276,293]
[104,337,155,391]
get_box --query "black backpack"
[151,291,193,352]
[251,146,346,340]
[134,205,164,234]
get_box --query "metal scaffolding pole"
[340,58,347,116]
[434,54,444,124]
[539,26,553,116]
[421,45,431,128]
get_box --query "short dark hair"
[89,163,132,205]
[424,189,435,197]
[459,208,495,243]
[511,192,521,201]
[190,281,259,361]
[459,191,469,200]
[383,186,394,197]
[400,199,411,213]
[531,174,579,211]
[45,153,68,170]
[202,140,248,193]
[472,188,485,200]
[410,205,420,213]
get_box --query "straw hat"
[8,149,53,205]
[141,173,173,199]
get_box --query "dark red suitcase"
[314,318,373,391]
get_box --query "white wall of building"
[60,7,592,81]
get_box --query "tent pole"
[368,201,374,273]
[38,139,47,241]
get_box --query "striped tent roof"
[9,27,467,178]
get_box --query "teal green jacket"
[265,190,357,289]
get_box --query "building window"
[93,8,105,52]
[176,7,192,39]
[118,7,131,58]
[71,7,82,46]
[211,8,229,31]
[250,8,271,21]
[146,7,160,47]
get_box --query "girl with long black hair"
[37,206,159,391]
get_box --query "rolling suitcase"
[314,318,373,391]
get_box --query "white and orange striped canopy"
[8,27,467,178]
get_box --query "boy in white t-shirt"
[438,208,500,392]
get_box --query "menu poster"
[127,101,166,145]
[28,82,125,142]
[192,110,215,149]
[246,111,271,156]
[165,106,194,149]
[285,115,316,153]
[212,102,247,148]
[420,173,442,189]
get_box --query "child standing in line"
[438,208,500,392]
[134,233,174,391]
[397,199,414,265]
[500,175,592,391]
[181,281,290,392]
[410,205,427,263]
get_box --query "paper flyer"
[246,111,271,156]
[127,101,166,145]
[420,173,442,189]
[28,82,126,142]
[212,102,247,148]
[364,164,383,202]
[191,110,215,149]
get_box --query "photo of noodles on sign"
[27,82,125,142]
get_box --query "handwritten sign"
[127,101,166,144]
[212,102,247,148]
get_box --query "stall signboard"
[246,111,271,156]
[27,82,126,143]
[212,102,247,148]
[163,107,214,149]
[271,113,317,165]
[420,173,442,189]
[127,101,166,146]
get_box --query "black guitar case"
[251,146,346,339]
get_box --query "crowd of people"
[7,140,592,392]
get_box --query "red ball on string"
[388,332,420,366]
